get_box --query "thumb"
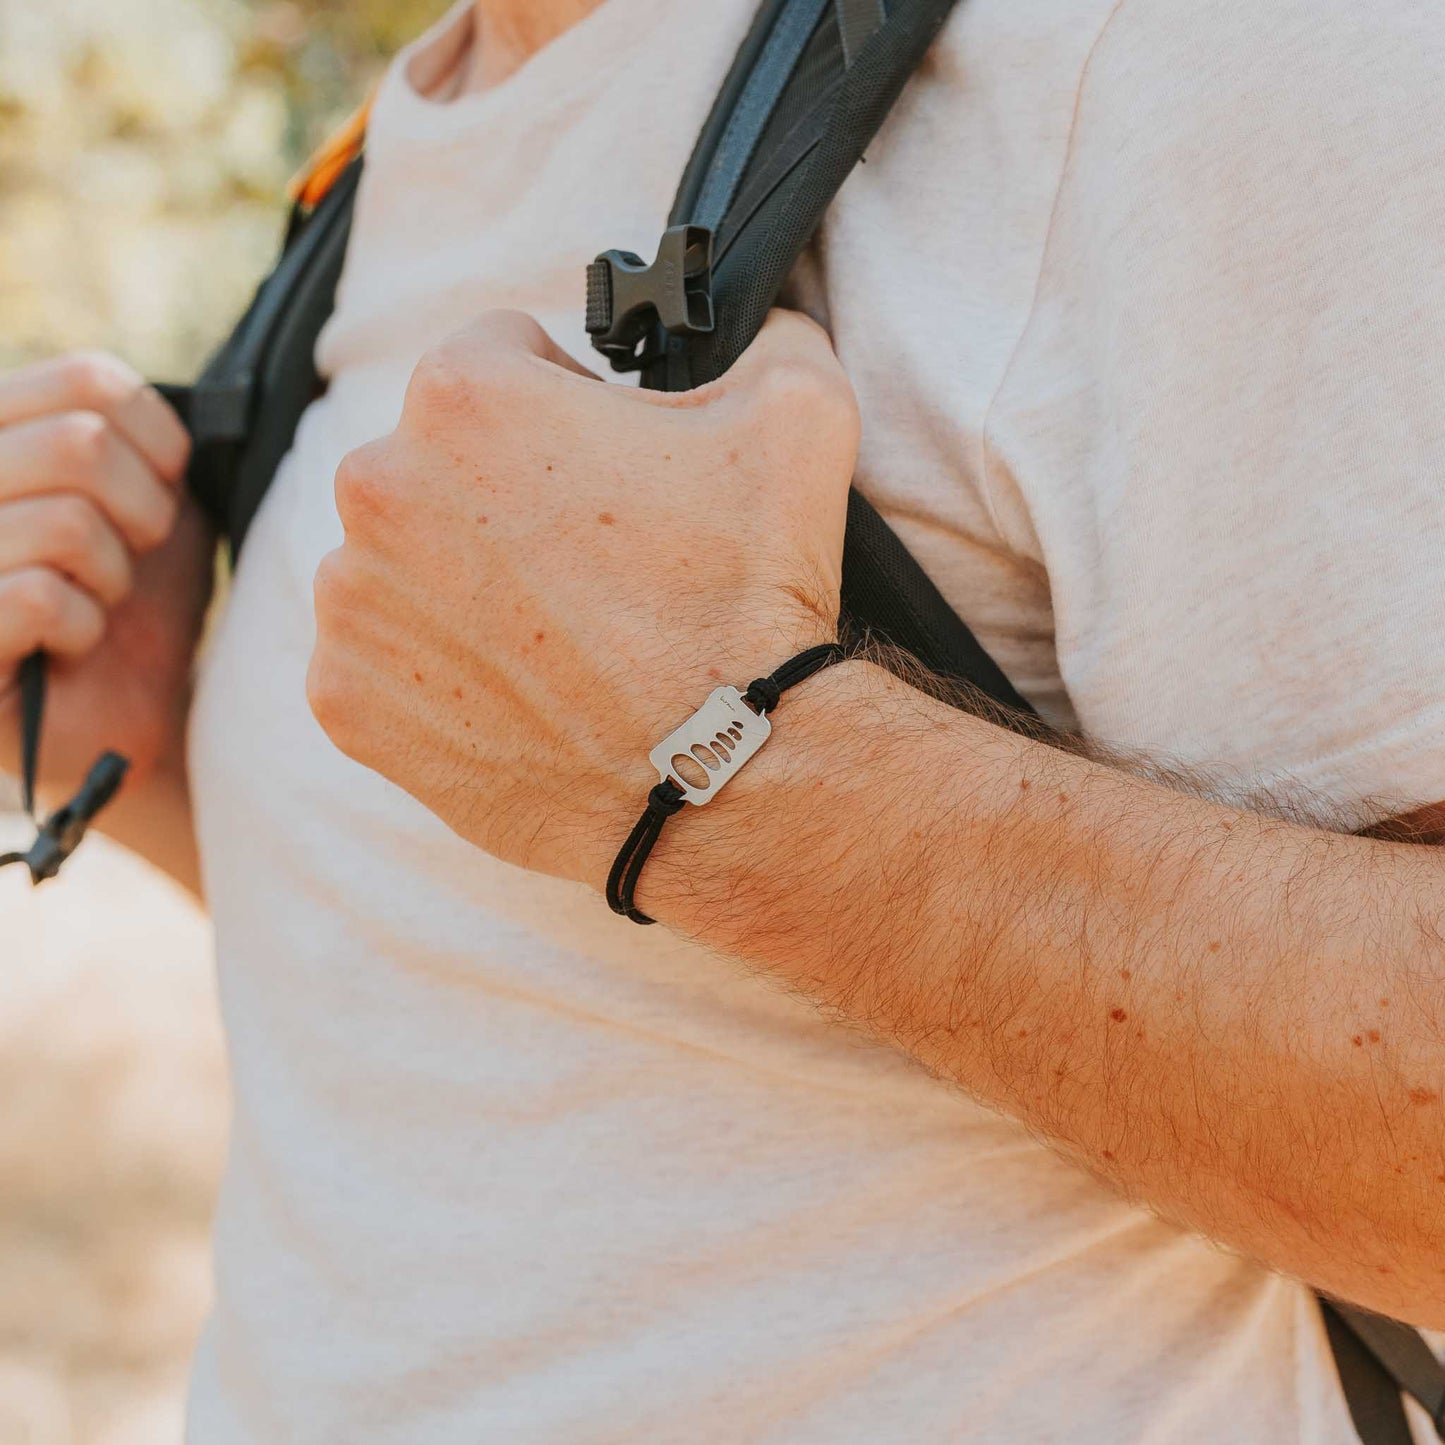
[726,307,846,387]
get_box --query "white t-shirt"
[186,1,1445,1440]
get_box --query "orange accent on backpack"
[288,97,373,210]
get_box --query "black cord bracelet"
[606,641,847,925]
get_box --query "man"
[0,0,1441,1438]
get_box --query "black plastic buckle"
[586,225,714,372]
[14,753,129,885]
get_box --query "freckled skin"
[308,304,1445,1330]
[310,308,851,884]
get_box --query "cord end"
[13,752,130,886]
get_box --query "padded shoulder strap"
[634,0,1035,714]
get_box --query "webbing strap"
[1329,1302,1445,1437]
[1323,1304,1417,1445]
[17,650,42,819]
[836,0,886,66]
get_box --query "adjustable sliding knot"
[606,641,847,925]
[647,781,686,817]
[743,676,781,714]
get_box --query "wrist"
[583,602,840,837]
[630,655,908,936]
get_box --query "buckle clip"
[586,225,714,372]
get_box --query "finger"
[0,566,107,665]
[0,496,133,607]
[453,310,602,381]
[0,352,190,485]
[0,412,179,553]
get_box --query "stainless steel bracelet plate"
[649,686,771,805]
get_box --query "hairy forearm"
[644,660,1445,1325]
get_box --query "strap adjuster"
[1,751,129,886]
[155,379,254,447]
[586,225,714,372]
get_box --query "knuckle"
[312,547,372,634]
[333,442,395,532]
[305,650,359,754]
[311,548,347,620]
[57,351,140,413]
[45,494,103,561]
[746,356,861,461]
[48,410,112,478]
[304,654,341,733]
[133,487,178,551]
[407,344,473,412]
[10,569,65,633]
[407,333,522,422]
[758,356,849,417]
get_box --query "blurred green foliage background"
[0,0,449,378]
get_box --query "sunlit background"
[0,1,445,1440]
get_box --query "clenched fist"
[308,309,859,888]
[0,352,213,801]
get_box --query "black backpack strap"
[166,157,362,559]
[1325,1300,1445,1442]
[1321,1303,1416,1445]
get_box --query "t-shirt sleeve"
[981,0,1445,825]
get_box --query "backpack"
[13,0,1445,1436]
